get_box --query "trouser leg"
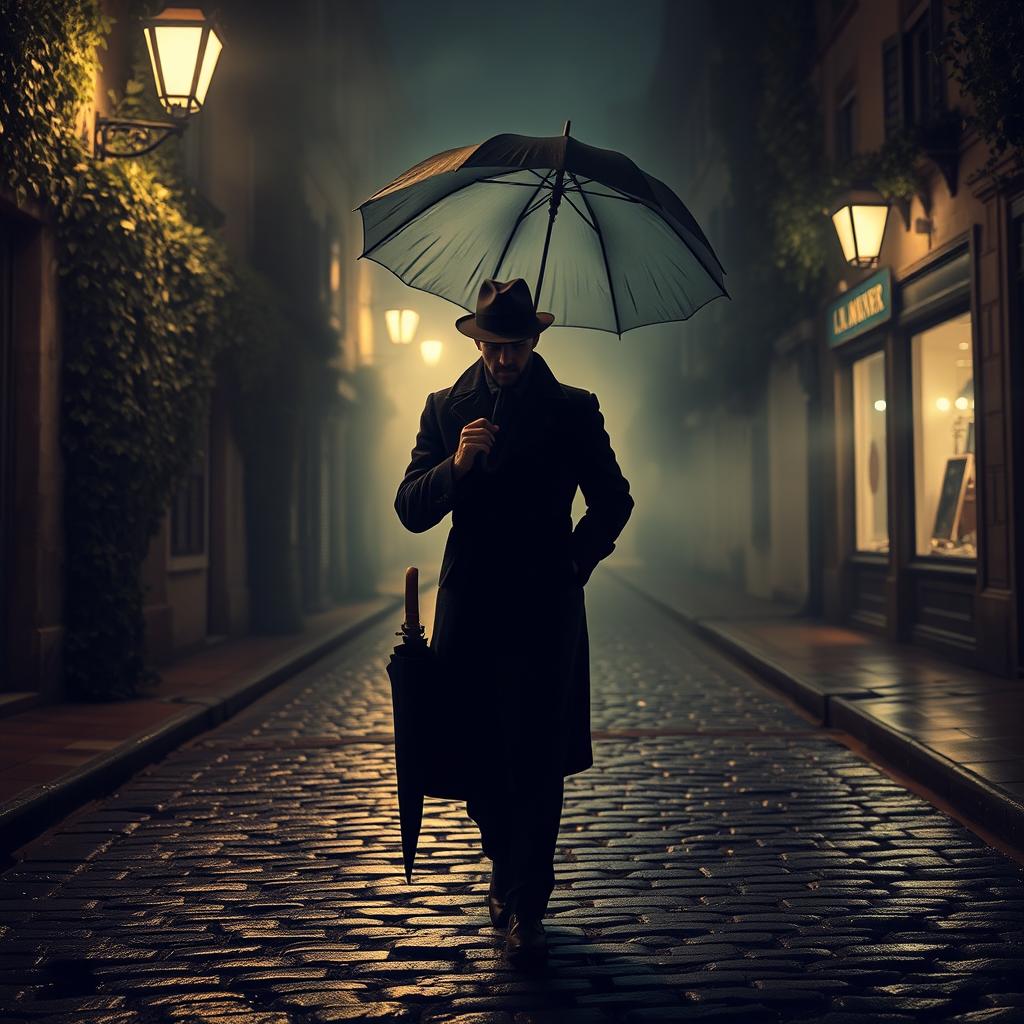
[495,769,565,920]
[466,767,564,919]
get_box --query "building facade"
[0,0,402,704]
[632,0,1022,677]
[816,0,1022,676]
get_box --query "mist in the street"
[368,0,670,581]
[3,0,1024,1017]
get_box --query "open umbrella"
[357,121,728,335]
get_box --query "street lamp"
[829,188,892,268]
[144,7,223,116]
[420,339,443,366]
[385,309,419,345]
[94,6,223,159]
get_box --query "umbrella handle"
[404,567,420,628]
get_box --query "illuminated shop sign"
[827,267,892,347]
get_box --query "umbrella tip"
[562,120,571,137]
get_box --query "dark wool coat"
[394,351,634,799]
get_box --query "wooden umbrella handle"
[404,567,420,628]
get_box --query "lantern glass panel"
[194,30,222,107]
[401,309,419,343]
[850,204,889,264]
[831,207,857,264]
[152,25,204,112]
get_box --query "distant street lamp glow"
[144,7,223,117]
[385,308,419,345]
[830,188,891,268]
[420,339,443,366]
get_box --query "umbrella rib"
[560,190,597,232]
[477,177,553,187]
[568,171,622,337]
[491,168,555,280]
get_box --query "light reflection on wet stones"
[0,577,1022,1021]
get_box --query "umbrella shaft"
[534,169,565,310]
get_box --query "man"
[394,277,634,967]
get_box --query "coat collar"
[447,350,567,426]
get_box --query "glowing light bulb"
[954,396,969,411]
[420,339,443,365]
[874,399,887,412]
[936,396,951,412]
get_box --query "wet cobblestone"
[1,577,1023,1022]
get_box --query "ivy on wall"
[941,0,1024,185]
[755,0,928,299]
[1,0,235,699]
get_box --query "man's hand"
[452,417,499,481]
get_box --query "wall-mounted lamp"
[420,339,443,366]
[385,309,419,345]
[829,187,892,268]
[94,7,223,159]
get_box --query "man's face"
[476,335,538,386]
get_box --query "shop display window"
[852,351,889,553]
[911,311,976,559]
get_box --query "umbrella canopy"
[356,124,729,336]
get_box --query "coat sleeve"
[395,393,461,534]
[570,392,635,585]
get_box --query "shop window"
[852,351,888,553]
[911,312,975,559]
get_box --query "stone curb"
[0,590,410,861]
[611,569,1024,852]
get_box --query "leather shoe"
[487,871,510,929]
[504,911,547,966]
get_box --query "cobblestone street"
[2,575,1024,1024]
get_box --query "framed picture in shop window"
[931,453,974,547]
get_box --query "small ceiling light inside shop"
[954,397,969,411]
[936,396,951,412]
[829,188,891,268]
[385,309,419,345]
[144,7,223,117]
[420,339,443,366]
[874,399,887,412]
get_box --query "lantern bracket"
[94,114,185,160]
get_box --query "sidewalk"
[0,573,426,861]
[611,559,1024,850]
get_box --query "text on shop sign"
[826,267,892,347]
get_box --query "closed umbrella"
[386,567,464,882]
[357,121,728,335]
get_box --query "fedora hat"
[455,278,555,343]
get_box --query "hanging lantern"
[143,7,224,117]
[829,188,892,268]
[420,339,443,366]
[385,309,419,345]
